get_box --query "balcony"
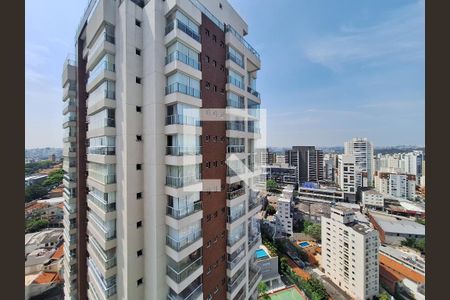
[247,86,260,98]
[88,238,117,270]
[88,146,116,156]
[228,208,245,224]
[167,202,202,220]
[233,288,246,300]
[227,52,244,69]
[227,186,245,200]
[166,51,201,71]
[166,175,200,188]
[166,114,201,127]
[248,234,260,251]
[227,248,246,271]
[167,146,201,156]
[167,255,202,284]
[63,98,77,115]
[228,267,246,295]
[225,25,260,63]
[248,265,262,291]
[165,20,200,43]
[227,97,245,109]
[248,199,260,212]
[227,122,245,132]
[166,82,201,99]
[228,76,244,90]
[88,211,116,241]
[227,145,245,153]
[166,230,202,252]
[168,279,202,300]
[87,258,117,298]
[228,230,245,247]
[88,193,116,213]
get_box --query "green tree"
[401,237,416,248]
[25,160,54,175]
[25,184,48,202]
[258,281,269,299]
[378,291,391,300]
[42,169,64,187]
[279,256,289,273]
[415,218,425,225]
[266,179,278,190]
[305,223,321,241]
[266,204,276,216]
[25,218,49,233]
[415,238,425,253]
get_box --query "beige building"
[62,0,263,299]
[321,206,380,300]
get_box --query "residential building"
[25,228,64,257]
[374,172,416,201]
[321,206,379,300]
[368,212,425,245]
[263,165,297,186]
[361,189,384,209]
[404,151,423,184]
[25,174,49,187]
[298,185,345,204]
[323,153,336,181]
[274,198,293,237]
[255,246,283,292]
[294,201,331,224]
[337,154,357,202]
[285,146,323,184]
[62,0,263,299]
[344,138,374,187]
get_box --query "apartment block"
[337,154,357,201]
[321,207,380,300]
[344,138,374,187]
[62,0,263,299]
[361,189,384,209]
[285,146,323,184]
[374,172,416,201]
[274,198,293,237]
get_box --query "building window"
[137,192,142,199]
[137,278,143,286]
[136,48,141,55]
[137,249,143,257]
[135,19,142,27]
[136,77,142,84]
[219,3,223,9]
[136,164,142,170]
[136,135,142,141]
[212,34,217,42]
[137,221,142,228]
[205,28,210,36]
[136,106,142,112]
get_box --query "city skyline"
[26,0,424,148]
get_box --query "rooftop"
[51,244,64,260]
[25,228,63,246]
[380,244,425,274]
[352,223,375,235]
[32,272,61,284]
[370,212,425,235]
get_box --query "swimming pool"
[299,241,311,248]
[255,248,269,259]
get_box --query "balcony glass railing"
[228,76,244,90]
[88,173,116,185]
[247,86,260,98]
[165,50,201,70]
[228,250,245,270]
[227,187,245,200]
[89,117,115,130]
[88,146,116,156]
[228,209,245,224]
[228,267,246,294]
[166,114,201,127]
[165,19,201,42]
[227,122,245,132]
[88,61,115,86]
[248,235,260,251]
[227,52,244,68]
[167,202,202,220]
[166,175,200,188]
[248,200,260,211]
[228,231,245,247]
[63,99,77,112]
[167,256,202,283]
[227,145,245,153]
[168,281,203,300]
[166,146,201,156]
[225,25,260,60]
[88,212,116,240]
[166,230,202,251]
[165,82,201,98]
[227,97,245,109]
[88,258,117,297]
[88,193,116,213]
[248,265,261,290]
[89,238,116,270]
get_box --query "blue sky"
[26,0,424,148]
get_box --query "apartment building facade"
[274,198,293,237]
[62,0,263,299]
[344,138,374,187]
[337,154,357,202]
[285,146,323,184]
[321,207,380,300]
[374,172,416,201]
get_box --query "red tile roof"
[32,272,61,284]
[51,244,64,260]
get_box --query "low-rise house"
[255,246,284,292]
[25,228,63,257]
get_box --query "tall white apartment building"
[344,138,374,187]
[321,207,379,300]
[274,198,293,237]
[62,0,263,299]
[404,151,424,184]
[337,155,357,197]
[374,172,416,201]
